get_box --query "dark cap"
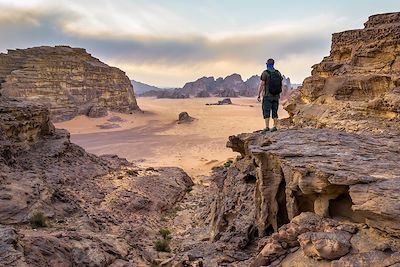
[267,58,275,65]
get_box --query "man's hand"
[257,95,261,102]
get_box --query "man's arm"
[257,80,265,101]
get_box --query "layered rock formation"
[169,12,400,266]
[0,46,140,122]
[0,96,192,266]
[2,11,399,267]
[172,129,400,266]
[284,12,400,134]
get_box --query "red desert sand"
[56,97,288,179]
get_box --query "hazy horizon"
[0,0,399,87]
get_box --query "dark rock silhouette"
[178,112,195,124]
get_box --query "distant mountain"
[131,80,163,95]
[178,73,295,98]
[137,73,297,99]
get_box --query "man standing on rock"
[257,58,283,133]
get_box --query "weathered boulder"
[178,112,195,124]
[283,12,400,134]
[298,231,352,260]
[0,46,140,122]
[218,98,232,105]
[0,97,54,145]
[251,213,355,266]
[87,105,108,118]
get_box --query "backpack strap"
[264,69,271,95]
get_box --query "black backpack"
[266,70,283,96]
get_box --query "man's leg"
[262,97,272,131]
[271,99,279,131]
[273,118,278,127]
[265,117,270,128]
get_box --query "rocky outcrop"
[196,90,211,98]
[0,96,193,266]
[240,75,260,97]
[170,12,400,267]
[181,77,217,96]
[0,97,54,145]
[177,112,195,124]
[131,80,162,95]
[284,12,400,134]
[172,128,400,266]
[157,89,190,99]
[0,46,140,122]
[216,88,239,98]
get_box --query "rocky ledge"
[0,46,140,122]
[173,128,400,266]
[284,12,400,134]
[0,97,192,266]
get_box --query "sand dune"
[55,97,288,178]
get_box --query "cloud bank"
[0,1,365,86]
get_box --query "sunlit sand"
[55,97,288,178]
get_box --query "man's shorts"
[262,95,279,119]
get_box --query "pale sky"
[0,0,399,87]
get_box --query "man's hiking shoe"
[261,128,270,134]
[270,126,278,132]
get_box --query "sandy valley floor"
[56,97,288,178]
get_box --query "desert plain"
[56,97,288,179]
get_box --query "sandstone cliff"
[0,96,192,266]
[284,12,400,134]
[169,13,400,266]
[0,46,140,122]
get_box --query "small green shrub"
[154,238,171,252]
[224,159,233,168]
[30,211,47,228]
[160,207,178,221]
[159,228,171,239]
[154,228,172,252]
[186,186,193,193]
